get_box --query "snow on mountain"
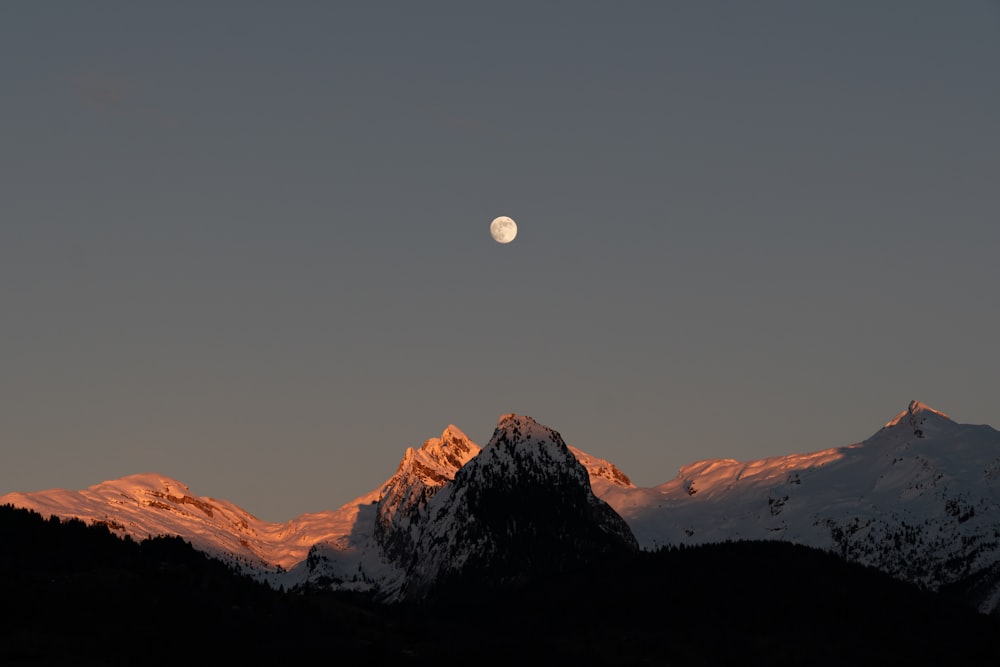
[396,414,637,599]
[883,400,952,428]
[0,472,379,574]
[567,444,634,489]
[598,400,1000,613]
[299,415,638,600]
[375,424,479,562]
[0,424,481,595]
[294,424,479,594]
[4,401,1000,612]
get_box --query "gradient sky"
[3,2,999,522]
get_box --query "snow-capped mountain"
[298,414,637,599]
[599,401,1000,613]
[395,414,637,599]
[375,424,480,566]
[0,418,632,595]
[4,401,1000,611]
[295,423,480,595]
[0,471,380,574]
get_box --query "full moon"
[490,216,518,244]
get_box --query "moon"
[490,216,518,244]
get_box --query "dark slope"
[3,506,999,666]
[0,505,408,665]
[407,541,1000,665]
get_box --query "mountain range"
[5,400,1000,615]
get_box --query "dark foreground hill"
[2,504,998,665]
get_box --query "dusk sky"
[3,2,998,522]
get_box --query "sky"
[3,2,999,522]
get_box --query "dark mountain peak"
[470,413,590,488]
[401,414,638,599]
[493,412,562,443]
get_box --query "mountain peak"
[568,446,634,488]
[884,400,952,428]
[401,414,638,599]
[480,413,585,484]
[101,472,194,495]
[440,423,469,441]
[496,412,529,429]
[391,425,480,485]
[373,424,480,568]
[493,413,556,443]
